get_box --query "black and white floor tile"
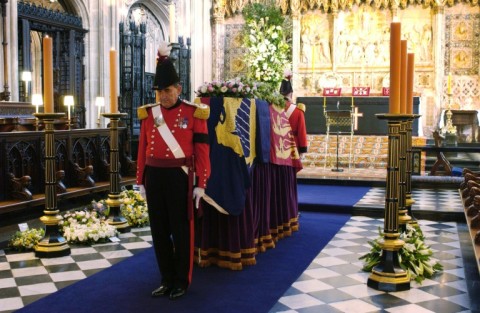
[1,188,479,313]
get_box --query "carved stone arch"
[58,0,90,26]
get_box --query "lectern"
[324,107,354,171]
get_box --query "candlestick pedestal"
[398,120,411,232]
[33,113,71,258]
[442,93,457,146]
[102,113,130,233]
[367,113,411,292]
[405,115,420,226]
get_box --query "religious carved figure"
[301,13,331,68]
[419,24,432,62]
[9,173,33,201]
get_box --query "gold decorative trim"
[217,0,479,18]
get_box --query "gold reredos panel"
[215,0,479,17]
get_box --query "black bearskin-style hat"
[153,41,179,90]
[279,79,293,96]
[153,58,180,90]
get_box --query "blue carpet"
[298,184,371,207]
[19,212,349,313]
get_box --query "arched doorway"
[17,1,87,128]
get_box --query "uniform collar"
[162,98,182,110]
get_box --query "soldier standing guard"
[279,70,308,157]
[136,42,210,300]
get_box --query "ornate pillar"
[211,0,225,81]
[433,5,446,128]
[0,0,10,101]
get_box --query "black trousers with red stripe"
[144,165,193,290]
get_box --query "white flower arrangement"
[8,228,45,252]
[359,224,443,283]
[242,3,291,86]
[120,189,149,227]
[59,210,118,244]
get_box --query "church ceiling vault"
[217,0,480,17]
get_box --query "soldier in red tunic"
[136,43,210,300]
[279,71,308,156]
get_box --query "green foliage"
[359,224,443,284]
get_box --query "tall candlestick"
[400,40,408,114]
[169,3,176,43]
[406,53,415,114]
[389,22,401,114]
[43,36,54,113]
[447,72,452,94]
[109,49,118,113]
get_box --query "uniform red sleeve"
[136,113,148,185]
[296,109,308,153]
[193,117,210,189]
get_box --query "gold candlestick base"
[106,193,130,233]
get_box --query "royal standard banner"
[215,97,257,166]
[199,97,256,216]
[269,104,303,170]
[255,99,271,163]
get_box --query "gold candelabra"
[405,115,420,226]
[34,112,71,258]
[367,113,411,292]
[442,93,457,135]
[102,112,130,233]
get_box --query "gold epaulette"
[297,102,306,112]
[137,103,160,120]
[185,99,210,120]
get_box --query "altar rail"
[0,128,136,217]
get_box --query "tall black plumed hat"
[153,42,179,90]
[279,79,293,96]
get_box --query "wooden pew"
[0,127,136,219]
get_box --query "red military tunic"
[136,100,210,188]
[285,100,308,154]
[136,99,210,290]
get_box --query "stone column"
[211,0,225,81]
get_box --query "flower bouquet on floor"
[59,210,118,244]
[359,224,443,284]
[8,228,45,252]
[119,189,149,228]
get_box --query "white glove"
[193,187,205,209]
[136,185,147,200]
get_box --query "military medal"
[154,113,165,127]
[181,117,188,129]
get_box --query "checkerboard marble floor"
[1,188,479,313]
[355,187,465,213]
